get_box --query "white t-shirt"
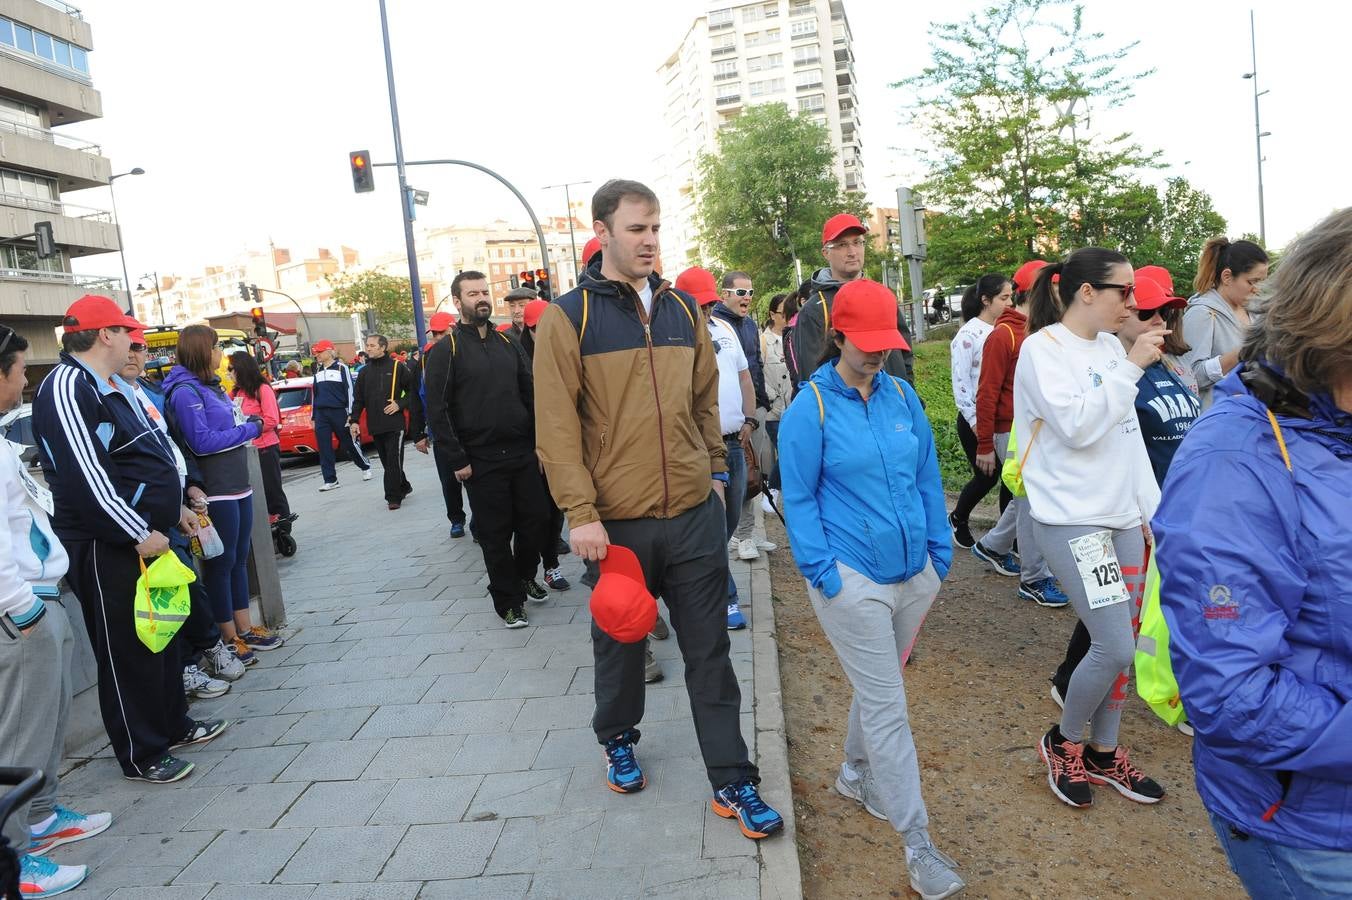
[708,317,749,436]
[638,281,654,318]
[1013,322,1160,529]
[950,317,995,428]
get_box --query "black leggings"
[951,415,1010,524]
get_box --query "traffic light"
[250,306,266,337]
[509,274,520,290]
[519,271,535,292]
[774,219,788,242]
[238,281,250,303]
[535,268,551,301]
[34,221,55,259]
[250,284,262,304]
[349,150,374,193]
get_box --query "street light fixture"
[109,167,145,313]
[543,180,592,277]
[1242,10,1269,245]
[136,271,164,325]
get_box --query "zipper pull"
[643,323,652,344]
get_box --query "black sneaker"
[949,512,975,549]
[124,754,195,784]
[555,537,571,556]
[1038,727,1093,808]
[522,578,548,602]
[1083,746,1166,804]
[173,719,229,749]
[504,608,529,629]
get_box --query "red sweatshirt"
[974,307,1027,455]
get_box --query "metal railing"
[34,0,83,18]
[0,191,60,214]
[0,45,92,86]
[0,266,118,288]
[0,118,100,153]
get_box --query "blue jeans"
[203,495,254,624]
[723,437,748,601]
[1210,812,1352,899]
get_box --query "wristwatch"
[743,417,759,431]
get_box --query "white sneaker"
[319,481,341,492]
[183,664,230,700]
[20,854,87,896]
[761,488,781,514]
[203,640,245,682]
[1177,720,1195,737]
[737,539,759,560]
[756,539,777,552]
[362,469,373,481]
[834,765,887,820]
[728,538,738,553]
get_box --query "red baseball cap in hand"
[675,267,719,305]
[831,280,909,353]
[523,299,549,328]
[62,294,143,333]
[590,545,657,643]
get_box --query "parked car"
[0,403,37,468]
[273,376,382,457]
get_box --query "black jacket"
[790,268,915,396]
[350,354,423,437]
[436,322,535,470]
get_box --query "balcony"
[0,200,118,257]
[0,54,101,124]
[835,46,853,64]
[0,270,123,324]
[716,93,743,108]
[794,54,820,67]
[0,120,108,191]
[712,45,736,57]
[790,1,815,14]
[714,69,739,81]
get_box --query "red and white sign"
[255,336,276,361]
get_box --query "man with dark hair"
[711,270,776,563]
[417,308,469,538]
[350,333,422,510]
[32,295,226,785]
[534,179,783,840]
[791,213,914,396]
[436,272,551,628]
[311,339,372,491]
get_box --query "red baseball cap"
[428,311,455,333]
[1012,260,1047,294]
[581,237,602,266]
[1134,276,1186,313]
[523,299,549,328]
[495,322,512,333]
[675,267,719,306]
[590,545,657,643]
[822,213,868,245]
[1134,265,1177,297]
[128,329,146,346]
[312,339,335,353]
[62,294,143,333]
[831,280,909,353]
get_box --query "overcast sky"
[67,0,1350,281]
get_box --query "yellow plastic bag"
[1000,421,1041,498]
[1134,549,1188,727]
[134,552,195,653]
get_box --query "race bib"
[1068,530,1129,610]
[10,441,54,515]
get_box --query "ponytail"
[961,273,1011,322]
[1025,264,1065,335]
[1026,247,1130,335]
[1194,236,1269,294]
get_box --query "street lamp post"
[543,180,591,278]
[137,271,164,324]
[109,167,144,313]
[1242,10,1269,245]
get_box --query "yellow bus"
[142,326,253,392]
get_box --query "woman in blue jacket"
[164,326,283,664]
[1154,208,1352,897]
[778,280,962,900]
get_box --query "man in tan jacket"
[533,180,782,839]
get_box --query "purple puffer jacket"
[162,365,261,497]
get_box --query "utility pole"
[544,180,591,277]
[376,0,426,340]
[896,186,928,342]
[1242,10,1270,245]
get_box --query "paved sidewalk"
[52,451,797,899]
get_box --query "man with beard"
[790,213,914,395]
[349,334,421,510]
[417,310,470,539]
[440,271,551,628]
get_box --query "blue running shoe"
[971,541,1020,577]
[712,778,784,839]
[19,853,87,897]
[29,804,112,853]
[450,521,466,539]
[1018,577,1070,608]
[727,602,747,630]
[603,729,646,793]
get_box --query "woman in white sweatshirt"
[1014,249,1168,810]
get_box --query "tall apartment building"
[655,0,863,268]
[0,0,120,371]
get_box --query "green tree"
[327,269,415,337]
[898,0,1161,283]
[696,103,862,304]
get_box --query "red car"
[275,376,378,456]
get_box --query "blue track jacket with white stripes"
[32,353,183,545]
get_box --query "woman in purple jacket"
[164,326,283,664]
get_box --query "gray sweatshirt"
[1181,289,1248,410]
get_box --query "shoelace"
[605,738,640,780]
[910,844,959,877]
[1103,748,1146,783]
[22,853,57,877]
[1052,741,1089,784]
[731,780,772,818]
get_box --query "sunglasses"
[726,288,754,297]
[130,343,147,352]
[1091,282,1135,301]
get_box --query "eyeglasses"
[825,238,867,251]
[726,288,754,297]
[1090,282,1135,301]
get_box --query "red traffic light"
[352,154,367,169]
[520,271,535,284]
[250,306,265,320]
[535,268,549,280]
[350,150,374,193]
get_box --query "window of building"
[34,31,51,58]
[743,4,763,22]
[0,168,57,209]
[0,244,63,274]
[797,93,825,113]
[0,97,43,131]
[747,55,763,73]
[69,45,87,73]
[791,0,814,12]
[766,27,781,42]
[0,16,90,77]
[793,44,819,65]
[711,33,736,55]
[716,85,741,104]
[0,21,10,45]
[13,23,33,53]
[709,7,733,27]
[764,2,780,17]
[764,52,783,68]
[795,68,822,89]
[744,30,762,47]
[714,59,738,80]
[791,18,817,37]
[749,78,785,97]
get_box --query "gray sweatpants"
[807,560,939,838]
[981,431,1050,583]
[0,598,76,852]
[1032,522,1146,748]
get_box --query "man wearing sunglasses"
[791,214,914,397]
